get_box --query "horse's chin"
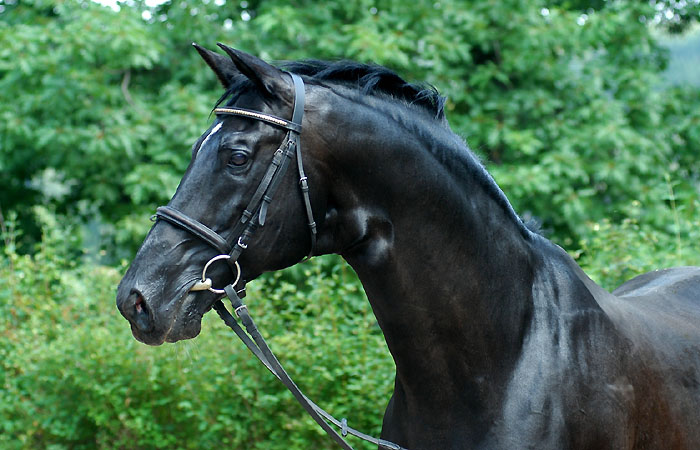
[130,312,204,345]
[164,318,203,343]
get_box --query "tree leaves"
[2,0,698,258]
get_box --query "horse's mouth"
[130,281,220,345]
[162,274,251,343]
[164,287,226,343]
[123,256,250,345]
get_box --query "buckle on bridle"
[234,304,248,317]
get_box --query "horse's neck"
[327,125,541,411]
[316,97,615,417]
[343,210,607,423]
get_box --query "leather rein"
[153,72,406,450]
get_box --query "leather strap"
[290,73,316,258]
[290,73,305,126]
[156,206,230,255]
[214,289,407,450]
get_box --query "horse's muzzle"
[118,289,154,333]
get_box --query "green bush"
[2,197,697,448]
[1,210,394,449]
[574,179,700,290]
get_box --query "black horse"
[117,45,700,449]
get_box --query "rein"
[154,72,406,450]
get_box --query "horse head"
[116,45,332,345]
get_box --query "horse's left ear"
[216,43,288,97]
[192,43,238,88]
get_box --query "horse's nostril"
[129,290,154,333]
[135,295,144,313]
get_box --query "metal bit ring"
[190,255,241,294]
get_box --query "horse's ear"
[216,43,287,97]
[192,43,238,88]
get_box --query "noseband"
[152,73,406,450]
[155,72,316,292]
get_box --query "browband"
[214,73,305,133]
[213,107,302,133]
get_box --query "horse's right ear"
[192,43,238,88]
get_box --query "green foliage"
[1,209,394,449]
[0,0,212,258]
[1,0,699,255]
[1,0,699,447]
[575,198,700,290]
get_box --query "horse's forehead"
[195,122,223,160]
[234,87,292,115]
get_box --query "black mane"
[282,60,446,120]
[217,60,446,121]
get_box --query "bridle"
[153,72,406,450]
[155,72,315,292]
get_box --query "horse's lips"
[162,278,233,343]
[161,283,210,342]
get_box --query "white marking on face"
[197,122,223,157]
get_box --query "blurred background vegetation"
[1,0,699,448]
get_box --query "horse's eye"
[229,151,249,167]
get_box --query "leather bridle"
[152,72,406,450]
[155,72,316,288]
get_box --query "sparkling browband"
[214,107,301,132]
